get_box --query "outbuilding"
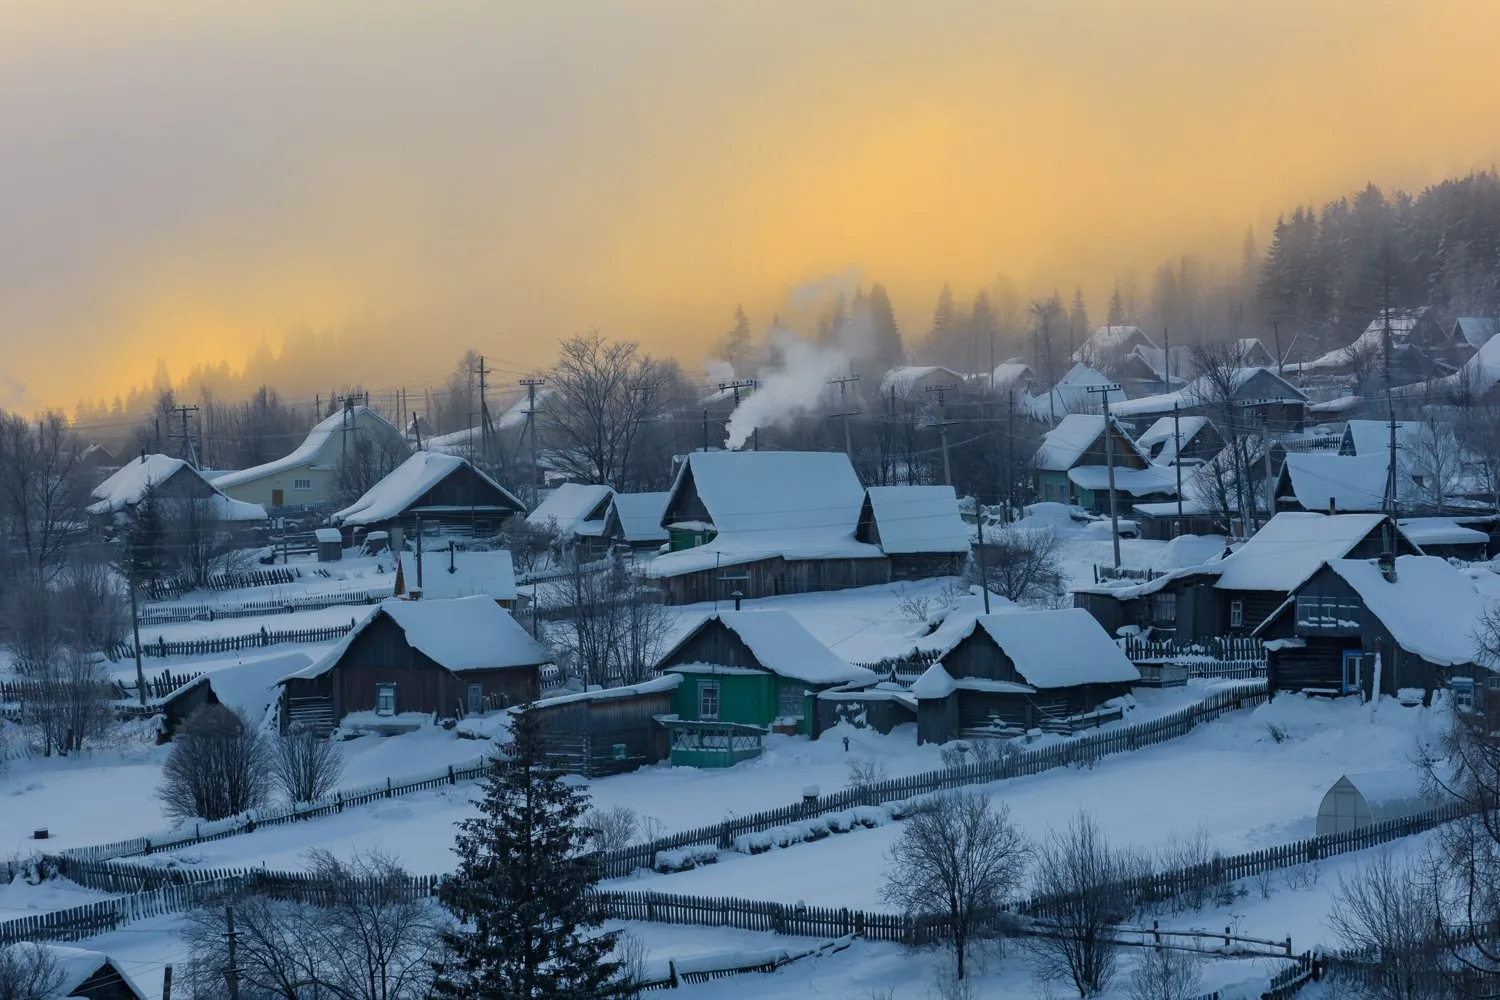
[1315,771,1440,836]
[0,944,147,999]
[523,674,680,776]
[854,485,970,580]
[331,451,526,545]
[315,527,344,561]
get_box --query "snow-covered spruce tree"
[434,709,626,999]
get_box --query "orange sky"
[3,0,1500,411]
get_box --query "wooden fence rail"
[137,588,391,628]
[106,622,356,661]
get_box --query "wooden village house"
[332,451,527,547]
[2,946,148,1000]
[1256,554,1491,702]
[1031,413,1164,512]
[525,482,614,558]
[654,610,876,766]
[853,485,971,580]
[1112,367,1308,435]
[212,403,408,509]
[524,675,680,777]
[277,596,551,735]
[911,608,1140,744]
[1074,512,1419,644]
[88,453,267,530]
[602,491,671,554]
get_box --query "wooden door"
[271,489,284,506]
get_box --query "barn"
[1258,554,1485,700]
[277,596,551,735]
[331,451,526,545]
[523,675,679,777]
[913,608,1140,744]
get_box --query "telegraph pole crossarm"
[924,382,960,486]
[827,373,861,458]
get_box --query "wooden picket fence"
[106,622,356,661]
[145,567,300,601]
[1122,635,1268,674]
[137,587,391,628]
[63,756,493,862]
[593,683,1269,878]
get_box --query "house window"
[294,478,312,491]
[1488,675,1500,692]
[467,682,484,715]
[1153,592,1177,624]
[698,681,720,720]
[1230,600,1244,628]
[376,683,397,716]
[778,685,804,720]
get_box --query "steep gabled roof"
[605,491,671,543]
[332,451,525,526]
[880,365,966,395]
[1112,367,1307,418]
[287,596,550,680]
[213,405,404,488]
[1135,414,1212,464]
[1326,556,1484,666]
[939,608,1140,688]
[1278,452,1391,513]
[1213,512,1388,592]
[525,483,614,534]
[663,450,864,535]
[88,454,265,520]
[1452,317,1499,350]
[1074,325,1156,363]
[658,610,876,687]
[1034,413,1146,471]
[859,485,971,554]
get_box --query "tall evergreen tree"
[720,305,752,371]
[867,283,904,371]
[1068,286,1090,338]
[969,292,1000,378]
[926,283,963,368]
[435,710,625,999]
[1106,282,1127,327]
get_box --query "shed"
[526,483,614,556]
[1315,771,1439,836]
[0,944,147,999]
[154,651,313,737]
[914,609,1139,743]
[602,491,671,552]
[523,675,680,776]
[315,527,344,562]
[277,596,551,735]
[655,610,875,760]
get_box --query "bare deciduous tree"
[1126,946,1203,1000]
[543,332,670,490]
[1330,852,1448,1000]
[584,804,640,853]
[1407,418,1465,513]
[163,495,250,588]
[0,941,68,1000]
[0,410,89,584]
[273,724,346,803]
[881,790,1031,981]
[159,704,272,821]
[970,524,1065,606]
[1028,811,1137,998]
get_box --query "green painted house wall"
[670,670,814,736]
[668,527,717,552]
[1035,470,1073,504]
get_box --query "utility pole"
[225,904,240,1000]
[827,374,861,457]
[410,411,423,450]
[474,354,494,460]
[128,560,145,705]
[169,404,201,469]
[924,383,959,486]
[974,501,991,614]
[1173,402,1184,525]
[415,515,424,590]
[519,378,545,508]
[702,409,709,452]
[1163,326,1171,387]
[1086,383,1123,568]
[1272,320,1283,376]
[161,965,173,1000]
[1005,391,1016,522]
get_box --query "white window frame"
[376,683,397,716]
[698,681,720,720]
[1229,600,1244,628]
[294,478,312,491]
[778,685,804,720]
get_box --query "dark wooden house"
[913,608,1140,744]
[277,596,550,735]
[524,675,679,776]
[30,946,146,1000]
[601,491,671,554]
[87,453,266,529]
[1074,512,1418,644]
[1112,367,1308,434]
[333,451,526,546]
[854,485,970,580]
[1258,554,1486,700]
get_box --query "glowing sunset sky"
[4,0,1500,410]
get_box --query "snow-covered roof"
[525,483,613,534]
[909,661,1036,699]
[405,548,517,602]
[1280,452,1391,513]
[1111,367,1306,418]
[1304,308,1434,369]
[1074,325,1154,362]
[879,365,965,396]
[1213,512,1387,592]
[1341,420,1428,458]
[1327,555,1484,666]
[213,405,403,488]
[314,527,343,543]
[659,610,877,687]
[160,651,313,725]
[1067,464,1180,497]
[861,485,971,554]
[1135,415,1212,464]
[1034,413,1145,471]
[287,596,550,680]
[667,450,865,536]
[607,491,671,543]
[1395,517,1490,548]
[940,608,1140,688]
[1127,344,1194,385]
[332,452,525,526]
[1,945,145,999]
[988,362,1033,389]
[646,532,884,578]
[88,454,266,521]
[529,673,681,709]
[1452,317,1499,350]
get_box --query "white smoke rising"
[723,308,875,450]
[703,358,736,383]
